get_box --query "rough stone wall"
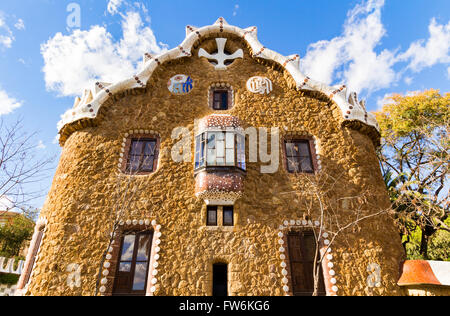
[28,35,405,296]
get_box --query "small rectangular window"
[126,138,159,174]
[213,91,229,110]
[223,206,234,226]
[285,140,314,173]
[207,206,218,226]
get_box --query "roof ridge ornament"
[243,26,258,39]
[198,38,243,70]
[185,25,199,37]
[214,17,229,26]
[58,17,380,142]
[283,54,300,68]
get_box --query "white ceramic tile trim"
[58,17,379,133]
[99,219,162,296]
[277,219,338,296]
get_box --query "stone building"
[17,18,411,296]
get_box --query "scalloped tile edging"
[99,219,162,296]
[277,219,338,296]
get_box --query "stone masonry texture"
[27,35,406,296]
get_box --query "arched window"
[212,263,228,296]
[287,230,326,296]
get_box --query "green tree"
[375,89,449,260]
[0,214,34,257]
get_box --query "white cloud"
[447,67,450,80]
[14,18,25,30]
[41,8,168,97]
[302,0,450,96]
[404,76,413,85]
[0,88,22,115]
[302,0,397,94]
[0,13,14,49]
[233,4,240,17]
[107,0,125,15]
[0,35,13,48]
[52,134,60,145]
[37,140,46,150]
[376,93,391,110]
[399,19,450,72]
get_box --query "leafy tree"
[375,89,449,259]
[0,213,34,257]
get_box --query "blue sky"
[0,0,449,209]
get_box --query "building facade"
[18,18,408,296]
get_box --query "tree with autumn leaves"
[375,89,449,260]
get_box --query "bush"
[0,273,19,285]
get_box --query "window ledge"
[194,166,246,176]
[200,226,236,232]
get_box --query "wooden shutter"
[113,231,153,296]
[288,231,326,296]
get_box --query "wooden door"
[113,231,153,296]
[288,231,326,296]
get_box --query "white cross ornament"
[199,38,243,70]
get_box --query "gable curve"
[57,17,379,144]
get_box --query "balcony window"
[195,131,245,171]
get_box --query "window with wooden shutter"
[209,87,233,110]
[287,230,326,296]
[223,206,234,226]
[213,91,228,110]
[207,206,218,226]
[284,139,315,174]
[22,229,44,287]
[123,137,160,174]
[112,231,153,296]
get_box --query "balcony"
[194,114,245,205]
